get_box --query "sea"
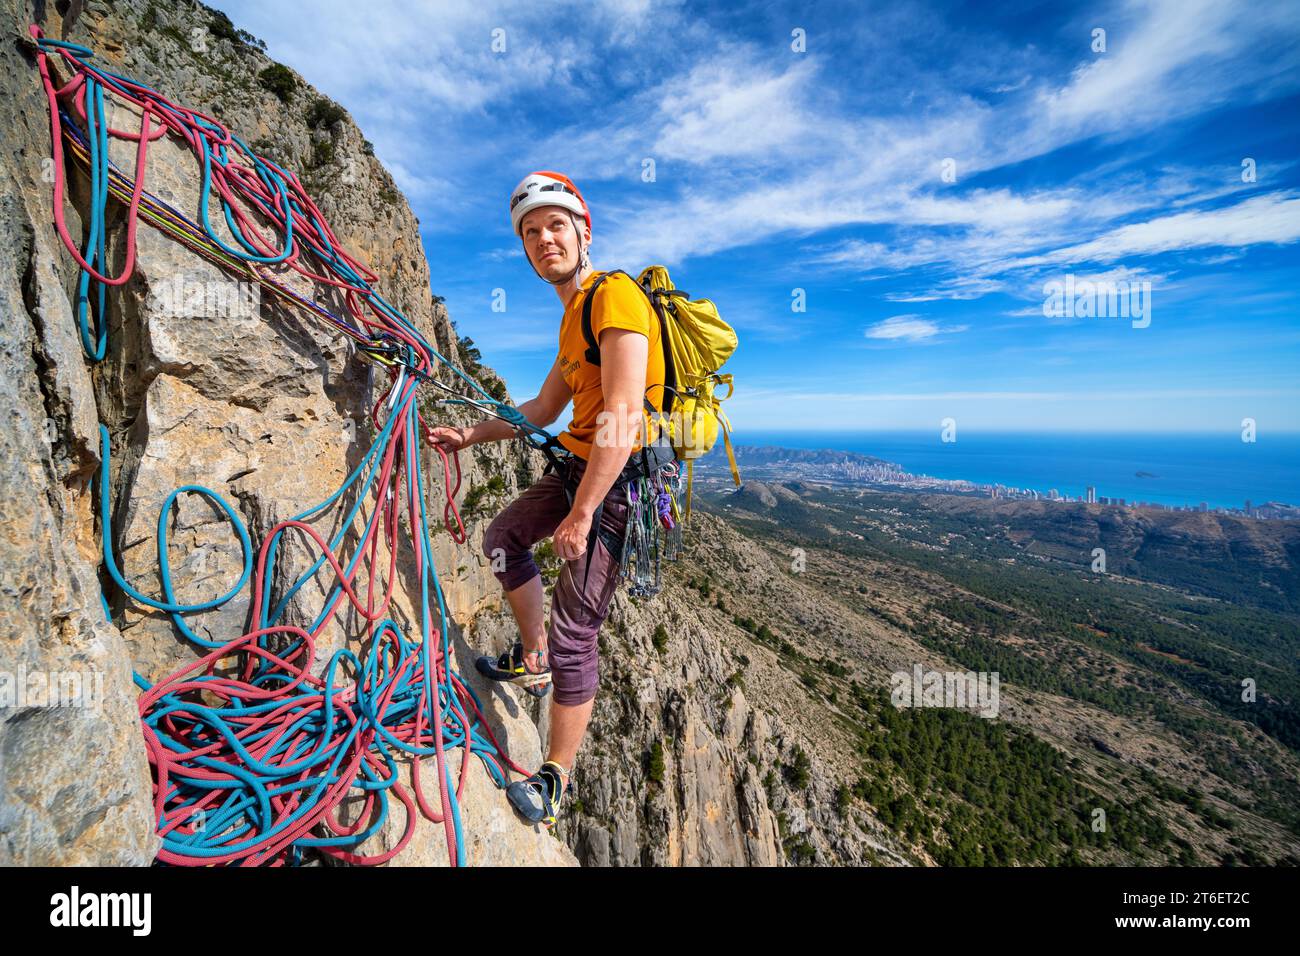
[733,431,1300,510]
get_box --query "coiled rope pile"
[28,24,561,866]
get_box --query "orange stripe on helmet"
[533,170,590,231]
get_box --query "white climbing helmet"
[508,171,590,237]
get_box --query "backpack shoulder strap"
[580,269,669,428]
[580,269,637,366]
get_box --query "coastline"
[693,431,1300,517]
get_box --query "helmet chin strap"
[523,211,590,287]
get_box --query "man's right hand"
[428,425,471,452]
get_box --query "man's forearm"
[571,436,630,519]
[571,401,639,518]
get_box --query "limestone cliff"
[0,0,569,866]
[1,0,910,868]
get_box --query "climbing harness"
[25,25,575,866]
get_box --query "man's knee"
[482,515,506,564]
[552,681,598,707]
[550,640,599,706]
[483,517,540,591]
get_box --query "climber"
[428,171,666,828]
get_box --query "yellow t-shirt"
[555,270,665,460]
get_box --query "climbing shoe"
[475,640,552,698]
[507,761,571,828]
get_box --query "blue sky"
[213,0,1300,434]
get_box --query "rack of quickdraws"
[619,459,684,597]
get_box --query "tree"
[652,623,669,654]
[647,740,665,784]
[257,64,296,103]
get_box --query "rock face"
[729,480,808,512]
[735,482,780,509]
[550,512,915,867]
[0,0,569,866]
[1,0,907,869]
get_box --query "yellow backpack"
[580,266,741,517]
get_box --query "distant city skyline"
[708,429,1300,509]
[709,443,1293,517]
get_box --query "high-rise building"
[1086,486,1096,504]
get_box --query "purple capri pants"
[481,456,630,705]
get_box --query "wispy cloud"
[865,315,968,341]
[1018,193,1300,267]
[584,0,1300,282]
[208,0,1300,433]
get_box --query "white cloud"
[883,278,1005,303]
[653,57,823,164]
[865,315,968,341]
[212,0,1300,283]
[1037,0,1300,137]
[991,76,1029,94]
[584,0,1300,274]
[479,245,521,262]
[1022,193,1300,266]
[211,0,666,210]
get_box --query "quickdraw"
[620,458,684,598]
